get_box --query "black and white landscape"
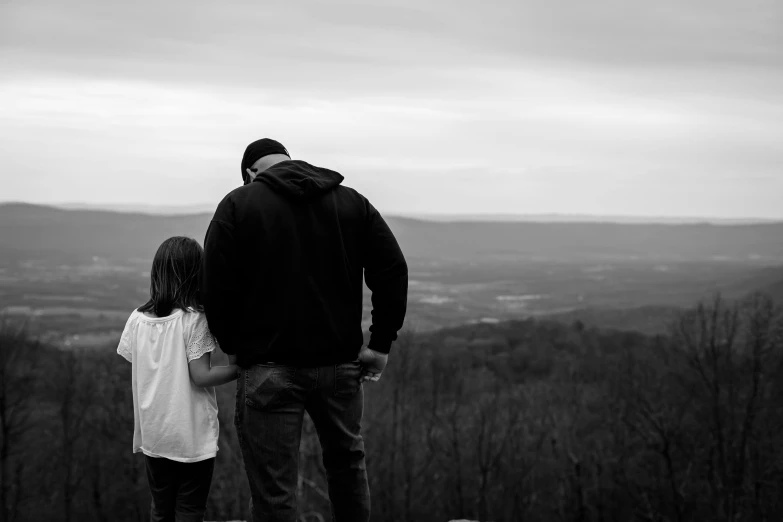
[3,0,783,518]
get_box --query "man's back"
[201,159,408,368]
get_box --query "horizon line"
[2,200,782,225]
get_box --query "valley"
[1,251,780,348]
[1,203,782,348]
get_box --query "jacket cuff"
[367,333,395,354]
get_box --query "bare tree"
[615,292,783,522]
[0,320,39,522]
[471,380,521,522]
[55,349,97,522]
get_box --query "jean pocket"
[244,364,295,411]
[334,361,363,398]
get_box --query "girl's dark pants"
[144,455,215,522]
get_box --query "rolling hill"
[2,203,783,266]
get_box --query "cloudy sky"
[1,0,781,218]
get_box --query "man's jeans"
[235,361,371,522]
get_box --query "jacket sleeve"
[201,199,239,355]
[362,201,408,354]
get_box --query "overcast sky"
[1,0,781,218]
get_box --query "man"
[201,138,408,522]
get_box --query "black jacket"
[201,160,408,368]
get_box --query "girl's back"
[117,235,237,520]
[118,307,219,462]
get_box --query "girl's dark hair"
[138,236,204,317]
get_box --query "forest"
[1,291,782,522]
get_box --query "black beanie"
[240,138,290,183]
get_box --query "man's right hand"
[358,347,388,383]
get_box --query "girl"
[117,236,238,522]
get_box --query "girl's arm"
[188,352,239,387]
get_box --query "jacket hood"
[254,160,344,200]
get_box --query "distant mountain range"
[2,202,783,265]
[40,202,783,225]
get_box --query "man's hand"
[358,347,388,383]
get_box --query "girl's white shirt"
[117,308,219,463]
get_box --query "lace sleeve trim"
[186,320,218,362]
